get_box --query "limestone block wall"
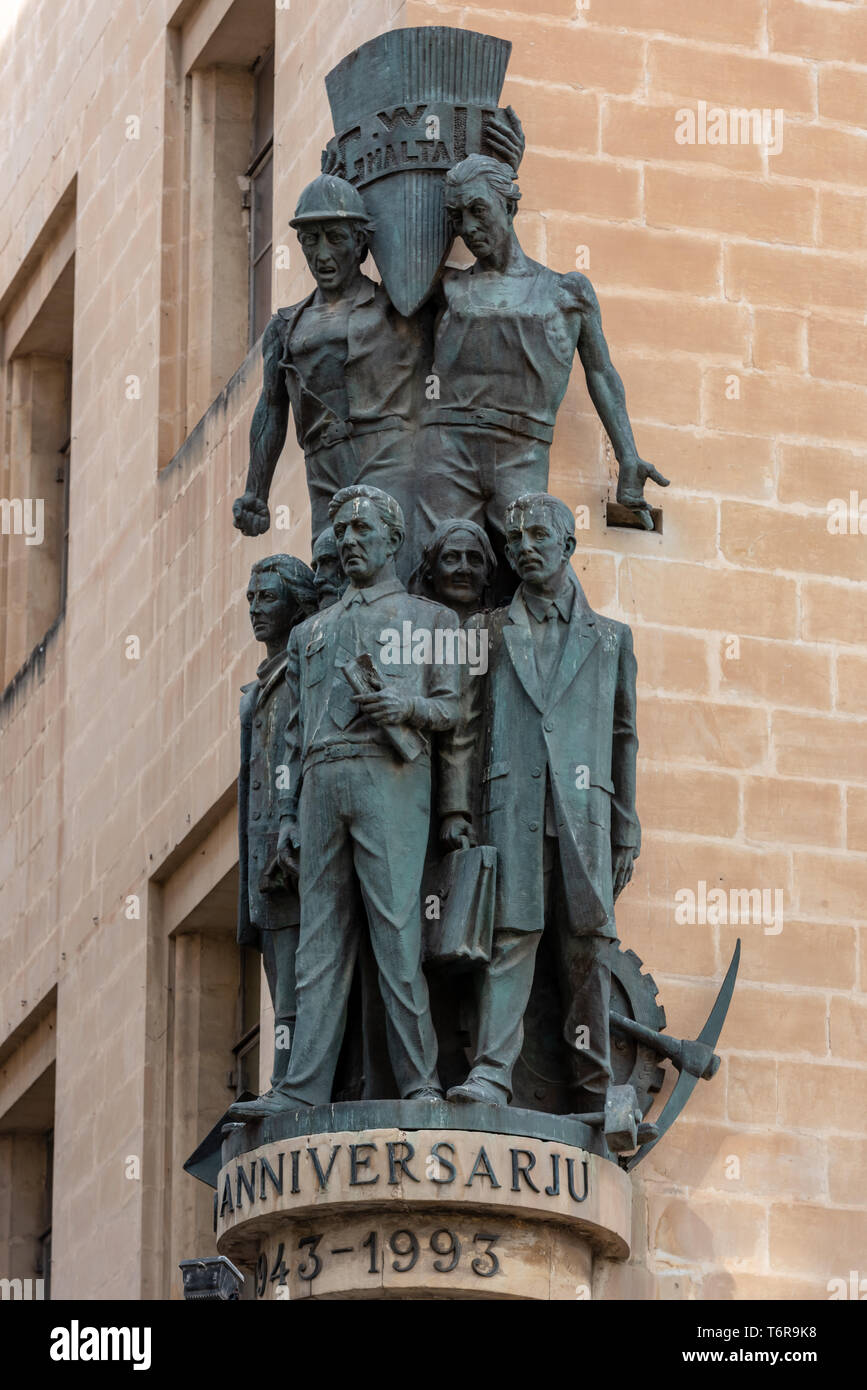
[0,0,865,1299]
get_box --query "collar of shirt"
[256,650,287,684]
[339,575,404,608]
[522,580,575,624]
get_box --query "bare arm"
[232,315,290,536]
[571,274,669,530]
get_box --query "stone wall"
[0,0,864,1299]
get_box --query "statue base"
[215,1102,631,1301]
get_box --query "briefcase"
[425,842,497,968]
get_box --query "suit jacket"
[278,575,461,820]
[237,652,301,945]
[441,569,640,939]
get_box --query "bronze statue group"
[228,142,662,1125]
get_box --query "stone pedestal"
[215,1102,631,1301]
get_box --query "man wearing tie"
[440,492,641,1111]
[229,485,460,1118]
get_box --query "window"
[160,0,276,462]
[248,47,274,347]
[36,1129,53,1300]
[1,250,74,690]
[232,943,261,1099]
[0,1054,56,1299]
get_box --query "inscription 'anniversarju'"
[218,1140,590,1219]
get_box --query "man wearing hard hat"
[232,174,425,573]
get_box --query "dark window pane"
[253,48,274,160]
[252,244,272,344]
[251,152,273,262]
[241,945,261,1034]
[238,1040,260,1099]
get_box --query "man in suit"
[237,554,318,1097]
[440,492,641,1109]
[229,485,460,1118]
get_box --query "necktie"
[536,606,561,692]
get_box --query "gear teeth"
[642,970,660,998]
[642,971,666,1030]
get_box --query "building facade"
[1,0,866,1300]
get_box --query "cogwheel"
[608,943,667,1115]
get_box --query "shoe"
[446,1076,508,1107]
[405,1086,445,1102]
[226,1092,309,1120]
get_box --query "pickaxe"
[617,939,741,1170]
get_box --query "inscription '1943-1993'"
[256,1227,501,1296]
[217,1140,590,1221]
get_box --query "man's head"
[410,518,496,612]
[311,526,345,608]
[247,554,318,648]
[328,485,405,587]
[443,155,521,263]
[504,493,576,588]
[290,174,373,296]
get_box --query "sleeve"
[437,614,487,819]
[277,627,303,821]
[405,605,461,732]
[611,624,641,851]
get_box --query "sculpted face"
[432,528,489,609]
[296,220,365,295]
[505,504,573,588]
[445,176,513,263]
[332,497,398,585]
[311,532,343,607]
[247,571,294,647]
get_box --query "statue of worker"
[231,175,425,566]
[418,156,668,569]
[228,485,462,1117]
[237,554,318,1098]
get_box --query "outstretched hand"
[617,458,670,531]
[232,492,270,537]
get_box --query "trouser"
[305,427,417,580]
[471,834,612,1101]
[277,754,440,1104]
[416,423,550,598]
[260,926,298,1087]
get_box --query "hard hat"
[289,174,374,230]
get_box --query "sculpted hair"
[444,155,522,212]
[249,554,318,616]
[311,525,340,561]
[506,493,576,544]
[328,484,405,545]
[408,518,497,604]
